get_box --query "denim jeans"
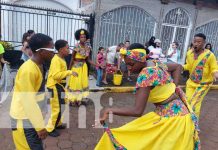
[96,68,103,86]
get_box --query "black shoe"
[56,124,67,130]
[48,130,60,137]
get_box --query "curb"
[90,85,218,93]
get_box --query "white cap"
[154,39,161,43]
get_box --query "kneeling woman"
[95,43,200,150]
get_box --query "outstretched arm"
[87,57,97,67]
[99,87,151,124]
[166,63,183,86]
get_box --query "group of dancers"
[9,28,218,149]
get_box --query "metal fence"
[96,5,156,49]
[92,5,156,61]
[195,20,218,58]
[0,2,94,49]
[161,8,191,63]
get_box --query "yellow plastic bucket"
[113,70,123,86]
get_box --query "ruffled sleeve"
[136,66,173,88]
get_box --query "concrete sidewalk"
[1,91,218,150]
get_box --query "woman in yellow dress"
[68,29,96,106]
[95,43,200,150]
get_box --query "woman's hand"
[3,60,10,64]
[92,109,109,128]
[99,109,109,125]
[1,58,10,64]
[72,71,78,77]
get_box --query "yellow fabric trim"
[120,48,146,55]
[131,49,146,53]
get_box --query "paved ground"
[0,90,218,150]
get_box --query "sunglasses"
[35,48,57,53]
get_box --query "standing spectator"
[96,47,105,87]
[167,42,180,63]
[27,30,35,37]
[148,39,165,60]
[102,43,124,84]
[0,34,9,77]
[85,38,93,80]
[121,40,132,81]
[115,43,125,70]
[124,40,130,48]
[145,36,155,49]
[21,33,31,62]
[102,46,116,85]
[20,30,35,62]
[205,43,214,53]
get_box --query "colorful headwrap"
[120,48,147,62]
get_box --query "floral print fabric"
[126,50,147,62]
[136,60,173,88]
[155,99,189,117]
[190,52,211,84]
[74,43,90,57]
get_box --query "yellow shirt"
[47,54,72,88]
[183,49,218,85]
[10,60,45,131]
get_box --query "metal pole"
[47,11,49,35]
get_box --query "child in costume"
[46,40,77,137]
[10,33,55,150]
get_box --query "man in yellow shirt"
[10,33,55,150]
[183,33,218,118]
[46,40,77,137]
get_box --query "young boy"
[10,33,55,150]
[46,40,77,137]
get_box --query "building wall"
[3,0,79,11]
[93,0,218,62]
[196,7,218,26]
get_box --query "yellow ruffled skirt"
[95,98,199,150]
[68,62,89,102]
